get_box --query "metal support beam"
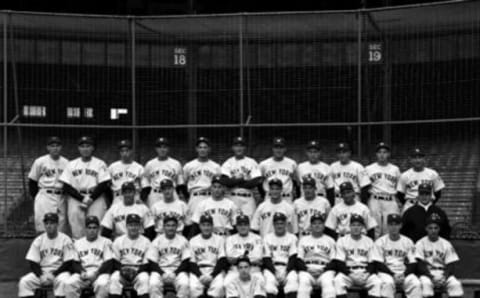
[3,12,8,235]
[356,10,363,158]
[130,18,137,156]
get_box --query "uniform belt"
[305,260,326,265]
[192,191,211,196]
[44,189,63,195]
[348,266,366,270]
[372,194,393,201]
[198,264,213,268]
[231,192,252,197]
[274,262,287,266]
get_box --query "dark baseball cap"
[272,137,286,147]
[163,215,178,224]
[306,140,321,150]
[340,181,354,193]
[410,147,425,157]
[155,137,169,146]
[387,214,402,225]
[85,215,100,226]
[78,136,94,146]
[418,183,432,194]
[160,179,174,189]
[233,136,246,146]
[43,212,59,223]
[268,178,283,188]
[121,182,136,192]
[273,212,287,222]
[47,136,62,145]
[118,139,132,149]
[350,214,365,225]
[426,213,442,226]
[196,137,210,146]
[126,214,141,224]
[310,213,325,223]
[199,214,214,224]
[376,142,391,152]
[302,177,316,187]
[336,142,351,152]
[211,174,225,185]
[236,214,250,225]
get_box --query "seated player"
[101,182,155,240]
[18,213,76,298]
[374,214,421,298]
[189,214,228,298]
[226,257,267,298]
[148,216,190,298]
[297,213,336,298]
[109,214,151,298]
[65,216,112,298]
[416,215,464,298]
[333,215,382,298]
[262,213,299,298]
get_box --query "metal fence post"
[3,11,8,235]
[130,17,137,156]
[357,10,363,158]
[239,14,244,138]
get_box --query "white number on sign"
[174,54,186,65]
[368,50,382,62]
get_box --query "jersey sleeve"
[250,160,262,179]
[221,160,232,177]
[103,239,114,261]
[251,237,264,262]
[357,165,371,188]
[288,235,298,256]
[328,238,336,260]
[182,164,190,184]
[28,158,41,181]
[62,238,77,262]
[263,238,272,258]
[324,208,337,231]
[191,201,204,224]
[146,239,159,262]
[297,238,306,260]
[59,162,73,184]
[254,276,266,297]
[141,163,151,188]
[181,239,191,260]
[100,207,114,230]
[396,172,408,193]
[432,170,445,192]
[143,207,155,229]
[414,241,425,261]
[97,161,111,184]
[225,237,235,258]
[444,242,460,264]
[334,238,346,261]
[218,237,226,259]
[288,205,298,234]
[406,239,416,264]
[250,205,262,231]
[25,237,41,263]
[225,280,239,298]
[230,202,240,227]
[325,168,335,189]
[176,162,186,186]
[112,239,122,261]
[370,241,384,263]
[189,239,198,263]
[140,240,151,264]
[364,209,378,230]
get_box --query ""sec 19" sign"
[367,42,383,64]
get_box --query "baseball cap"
[163,215,178,224]
[236,214,250,225]
[43,212,59,223]
[418,183,432,194]
[78,136,94,146]
[376,142,390,152]
[272,137,286,147]
[155,137,169,146]
[126,214,141,224]
[410,147,425,157]
[199,214,214,224]
[268,178,283,188]
[211,174,225,185]
[118,139,132,149]
[302,177,316,187]
[85,215,100,226]
[350,214,365,225]
[232,136,246,146]
[121,182,136,192]
[273,212,287,223]
[196,137,210,146]
[426,213,442,226]
[306,140,321,150]
[340,181,354,193]
[160,179,174,189]
[47,136,62,146]
[336,142,351,152]
[387,214,402,225]
[310,213,325,223]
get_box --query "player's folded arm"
[211,257,229,277]
[188,223,201,239]
[72,260,84,274]
[262,257,275,274]
[98,259,114,275]
[90,181,110,200]
[366,229,375,240]
[326,188,335,207]
[360,186,370,204]
[404,262,416,276]
[189,261,202,277]
[445,261,458,277]
[174,258,190,275]
[286,254,297,272]
[323,260,337,272]
[140,187,151,202]
[240,176,264,189]
[143,226,156,241]
[53,260,74,276]
[112,259,122,272]
[148,261,164,275]
[373,261,393,275]
[415,258,433,278]
[176,184,189,200]
[296,257,307,271]
[324,227,337,240]
[100,227,113,240]
[28,179,39,199]
[333,260,349,275]
[222,174,242,188]
[63,183,84,201]
[396,191,406,205]
[29,261,43,277]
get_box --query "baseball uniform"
[329,160,370,204]
[296,161,334,198]
[108,160,144,204]
[260,157,297,203]
[226,273,266,298]
[142,157,184,207]
[397,167,445,211]
[251,199,297,237]
[151,198,188,234]
[294,196,331,237]
[324,201,377,236]
[28,154,69,233]
[192,197,240,236]
[101,202,154,238]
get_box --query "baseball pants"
[64,272,110,298]
[224,265,264,287]
[228,194,256,219]
[298,270,335,298]
[368,195,400,237]
[420,270,464,297]
[263,266,298,295]
[186,194,209,225]
[334,271,382,297]
[109,271,149,296]
[149,270,190,298]
[34,189,67,233]
[377,272,421,298]
[189,267,225,298]
[67,196,107,239]
[18,272,71,297]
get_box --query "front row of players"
[19,210,463,298]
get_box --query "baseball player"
[18,213,76,298]
[415,215,464,298]
[191,174,239,237]
[329,142,371,205]
[189,214,228,298]
[374,214,421,298]
[150,179,188,234]
[142,137,185,207]
[397,147,445,212]
[221,136,263,219]
[259,137,298,203]
[100,182,155,240]
[109,214,151,298]
[251,179,297,237]
[59,136,111,239]
[294,177,331,237]
[183,137,221,226]
[148,216,191,298]
[28,136,69,233]
[365,142,401,237]
[297,213,336,298]
[296,140,335,206]
[226,257,266,298]
[333,214,382,298]
[108,139,144,204]
[262,213,299,298]
[325,181,377,238]
[64,216,112,298]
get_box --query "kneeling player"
[297,213,336,298]
[148,216,190,298]
[416,216,464,298]
[226,257,266,298]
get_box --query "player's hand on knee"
[40,273,54,286]
[394,273,405,284]
[163,272,176,284]
[199,274,212,286]
[433,275,446,288]
[82,195,93,206]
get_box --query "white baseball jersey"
[366,163,400,196]
[259,157,297,194]
[74,236,113,271]
[325,201,377,235]
[101,202,154,237]
[142,157,184,189]
[226,274,265,298]
[397,168,445,199]
[297,234,336,271]
[330,161,371,194]
[151,199,188,233]
[297,161,334,196]
[225,233,263,263]
[221,156,262,194]
[334,234,375,267]
[251,200,297,236]
[112,234,151,266]
[59,157,110,191]
[263,232,298,265]
[374,235,416,274]
[26,232,76,273]
[190,234,226,269]
[147,234,190,269]
[294,196,331,235]
[28,155,69,189]
[415,236,459,269]
[192,197,240,231]
[108,161,144,192]
[183,159,221,192]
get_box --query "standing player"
[296,140,335,206]
[365,142,401,237]
[415,215,464,298]
[329,142,371,204]
[189,214,228,298]
[297,213,336,298]
[150,179,188,234]
[262,213,298,298]
[259,137,298,203]
[397,147,445,212]
[226,257,266,298]
[18,213,75,298]
[374,214,421,298]
[221,136,263,219]
[294,177,331,237]
[28,136,69,233]
[108,139,144,204]
[59,136,111,239]
[251,179,297,237]
[142,137,185,207]
[148,216,191,298]
[65,216,112,298]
